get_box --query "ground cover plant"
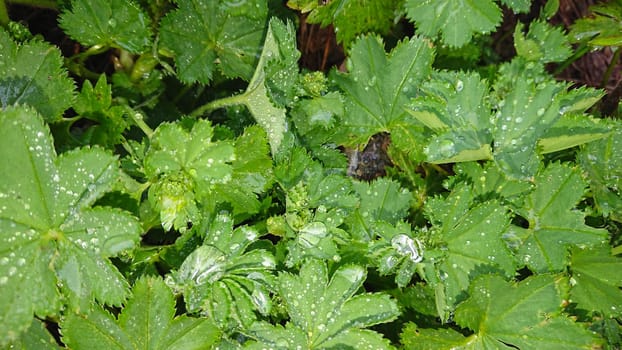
[0,0,621,348]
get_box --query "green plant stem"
[0,1,9,27]
[189,93,248,118]
[8,0,56,9]
[129,110,154,138]
[601,47,621,89]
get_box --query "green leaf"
[569,246,622,318]
[213,125,274,216]
[451,274,601,349]
[159,0,268,83]
[499,0,531,13]
[0,29,75,122]
[400,322,468,350]
[539,114,610,154]
[7,318,61,350]
[332,34,434,146]
[408,70,493,163]
[514,20,572,63]
[62,276,222,349]
[569,1,622,47]
[165,213,276,329]
[352,178,411,225]
[298,0,403,48]
[425,184,516,310]
[246,259,399,349]
[405,0,502,47]
[144,119,235,231]
[578,119,622,221]
[59,0,152,53]
[0,106,141,345]
[509,163,608,272]
[73,74,130,147]
[240,18,299,154]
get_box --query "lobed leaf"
[0,106,141,345]
[332,34,434,146]
[0,29,74,122]
[159,0,268,83]
[510,163,608,272]
[61,276,222,349]
[569,246,622,318]
[59,0,152,53]
[405,0,502,48]
[453,274,600,349]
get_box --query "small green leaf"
[59,0,152,53]
[514,20,572,63]
[159,0,268,83]
[62,276,222,350]
[510,163,608,272]
[213,125,274,216]
[405,0,502,47]
[0,29,75,122]
[144,119,235,231]
[0,106,141,345]
[569,246,622,318]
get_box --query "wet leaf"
[453,274,600,349]
[405,0,502,48]
[569,246,622,318]
[165,213,276,329]
[59,0,152,53]
[246,259,399,349]
[424,184,516,312]
[159,0,268,83]
[510,163,608,272]
[61,276,222,349]
[0,29,74,122]
[0,106,141,345]
[332,34,434,147]
[144,119,235,231]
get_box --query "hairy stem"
[189,93,248,118]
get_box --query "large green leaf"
[159,0,268,83]
[59,0,152,53]
[403,274,601,349]
[245,259,399,349]
[332,34,434,146]
[509,163,608,273]
[0,29,75,122]
[62,276,222,349]
[0,106,141,345]
[424,184,516,314]
[405,0,502,48]
[408,71,609,179]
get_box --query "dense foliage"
[0,0,621,348]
